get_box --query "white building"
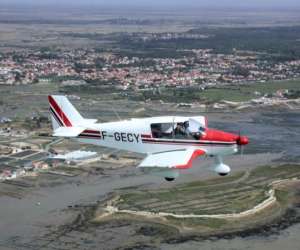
[51,150,97,161]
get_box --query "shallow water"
[210,111,300,161]
[162,223,300,250]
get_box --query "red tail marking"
[48,96,72,127]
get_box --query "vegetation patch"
[111,165,300,232]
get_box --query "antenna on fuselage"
[111,106,122,121]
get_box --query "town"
[0,47,299,89]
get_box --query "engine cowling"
[214,163,231,176]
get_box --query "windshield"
[151,122,206,140]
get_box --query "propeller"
[239,130,243,156]
[237,130,249,156]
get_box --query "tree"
[232,65,250,77]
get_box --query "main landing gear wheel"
[214,156,231,177]
[218,172,229,176]
[165,177,175,182]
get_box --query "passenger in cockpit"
[176,121,194,139]
[174,123,186,138]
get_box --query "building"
[51,150,97,161]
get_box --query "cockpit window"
[151,123,173,139]
[151,122,206,140]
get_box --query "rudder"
[48,95,84,128]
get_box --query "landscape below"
[93,165,300,238]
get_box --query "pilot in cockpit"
[174,121,193,139]
[183,121,206,140]
[174,121,206,140]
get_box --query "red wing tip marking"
[175,149,205,169]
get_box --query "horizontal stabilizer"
[138,148,205,169]
[53,127,86,137]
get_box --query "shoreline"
[100,178,299,221]
[91,168,300,242]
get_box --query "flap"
[53,126,86,137]
[138,148,205,169]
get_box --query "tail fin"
[48,95,97,129]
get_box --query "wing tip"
[174,149,205,169]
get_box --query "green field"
[115,165,300,227]
[128,79,300,103]
[201,79,300,102]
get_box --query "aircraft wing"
[138,148,205,169]
[53,126,86,137]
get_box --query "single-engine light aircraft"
[48,95,249,181]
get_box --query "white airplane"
[48,95,249,181]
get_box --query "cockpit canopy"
[150,117,207,140]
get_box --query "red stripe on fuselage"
[78,134,101,139]
[141,134,152,138]
[82,130,101,135]
[141,139,235,146]
[48,96,72,127]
